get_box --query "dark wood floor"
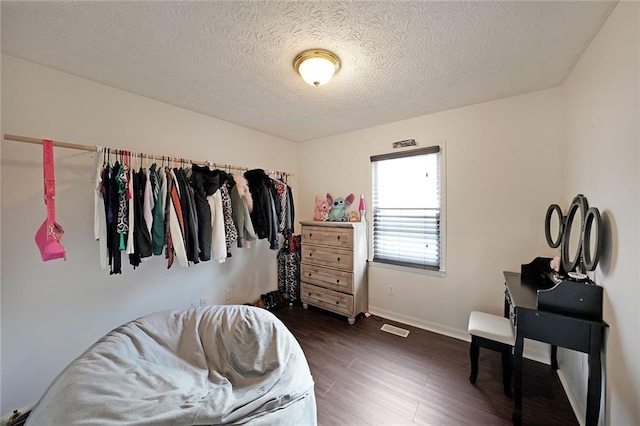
[274,305,578,426]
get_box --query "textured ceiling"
[1,1,615,142]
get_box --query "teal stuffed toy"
[327,193,355,221]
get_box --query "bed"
[26,305,316,425]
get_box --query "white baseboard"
[367,306,550,364]
[1,402,35,426]
[369,306,470,342]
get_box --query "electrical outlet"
[225,288,233,301]
[387,284,394,296]
[199,298,207,307]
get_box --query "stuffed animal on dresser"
[313,195,331,221]
[327,193,355,221]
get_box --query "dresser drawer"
[301,263,353,293]
[301,225,354,248]
[301,283,354,316]
[302,245,353,271]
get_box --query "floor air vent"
[380,323,410,338]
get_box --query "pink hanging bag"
[35,139,66,261]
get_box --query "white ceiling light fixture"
[294,49,341,87]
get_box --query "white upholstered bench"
[468,310,516,396]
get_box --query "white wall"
[298,88,563,342]
[0,55,298,414]
[561,2,640,425]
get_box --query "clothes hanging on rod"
[107,161,295,272]
[244,169,295,250]
[5,133,295,272]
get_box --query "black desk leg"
[551,345,558,370]
[586,326,603,426]
[513,314,525,425]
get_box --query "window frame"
[369,144,446,273]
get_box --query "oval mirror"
[561,194,588,273]
[582,207,601,271]
[544,204,564,248]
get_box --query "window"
[370,146,442,270]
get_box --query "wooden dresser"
[299,221,368,324]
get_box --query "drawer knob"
[336,301,340,305]
[308,273,312,277]
[337,257,340,261]
[337,236,340,240]
[309,233,312,237]
[309,253,313,257]
[336,279,340,283]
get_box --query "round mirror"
[582,207,601,271]
[544,204,564,248]
[561,194,588,273]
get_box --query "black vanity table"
[504,258,608,426]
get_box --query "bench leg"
[469,337,479,384]
[501,348,512,397]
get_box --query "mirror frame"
[582,207,601,271]
[544,204,564,249]
[561,194,589,273]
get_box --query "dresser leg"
[348,317,355,325]
[302,303,308,309]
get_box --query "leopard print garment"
[277,248,300,303]
[221,182,238,255]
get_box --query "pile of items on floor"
[250,290,292,310]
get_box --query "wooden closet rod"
[3,133,293,177]
[4,133,97,152]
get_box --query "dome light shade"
[294,49,341,87]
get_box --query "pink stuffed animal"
[313,195,331,221]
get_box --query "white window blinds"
[371,146,441,270]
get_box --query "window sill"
[368,259,446,277]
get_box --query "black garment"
[285,184,295,237]
[175,168,199,265]
[103,163,122,275]
[266,187,279,250]
[128,169,141,268]
[267,179,282,228]
[191,164,220,261]
[183,169,200,265]
[130,168,153,267]
[244,169,279,250]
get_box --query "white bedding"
[26,305,316,425]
